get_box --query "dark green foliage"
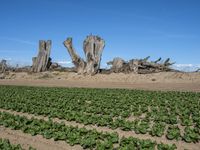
[157,143,177,150]
[183,127,200,143]
[0,111,177,149]
[0,111,118,149]
[0,85,199,147]
[166,126,181,140]
[150,122,166,137]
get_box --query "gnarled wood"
[83,35,105,74]
[63,35,105,75]
[154,57,161,63]
[0,60,7,73]
[63,38,86,74]
[107,57,175,74]
[107,57,126,73]
[32,40,52,72]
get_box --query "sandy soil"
[1,108,199,150]
[0,71,200,92]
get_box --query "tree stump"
[32,40,52,72]
[107,57,125,73]
[0,60,7,73]
[63,35,105,75]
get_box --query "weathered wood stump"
[107,57,175,74]
[63,38,86,74]
[32,40,52,72]
[107,57,126,73]
[63,35,105,75]
[0,60,7,73]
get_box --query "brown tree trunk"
[32,40,52,72]
[63,35,105,75]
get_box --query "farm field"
[0,85,200,150]
[0,138,35,150]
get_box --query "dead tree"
[32,40,52,72]
[63,38,86,74]
[63,35,105,75]
[0,60,7,73]
[107,57,175,74]
[107,57,126,73]
[154,57,161,63]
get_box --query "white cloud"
[57,61,73,67]
[57,61,72,65]
[0,58,32,67]
[0,57,12,61]
[172,64,200,72]
[174,64,193,67]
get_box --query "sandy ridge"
[0,71,200,92]
[1,79,200,92]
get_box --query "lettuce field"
[0,85,199,150]
[0,138,35,150]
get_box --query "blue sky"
[0,0,200,70]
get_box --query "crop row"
[0,85,199,126]
[0,111,176,150]
[0,138,35,150]
[0,86,199,143]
